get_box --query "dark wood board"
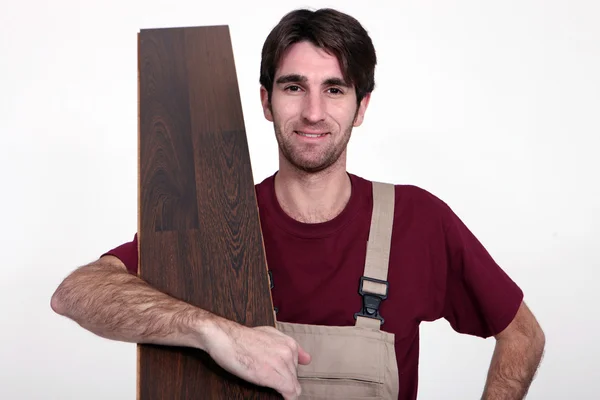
[137,25,280,399]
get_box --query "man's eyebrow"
[275,74,351,88]
[275,74,307,85]
[322,77,351,88]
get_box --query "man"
[51,7,545,400]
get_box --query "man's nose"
[301,92,326,123]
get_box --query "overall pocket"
[298,374,383,399]
[276,322,396,399]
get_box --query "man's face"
[260,41,370,173]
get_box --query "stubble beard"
[274,122,353,174]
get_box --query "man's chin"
[287,156,335,174]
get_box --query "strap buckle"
[353,276,388,325]
[267,270,274,289]
[267,270,278,314]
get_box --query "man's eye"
[328,88,343,94]
[286,85,301,92]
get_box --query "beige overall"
[274,182,400,399]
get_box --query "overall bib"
[273,182,400,399]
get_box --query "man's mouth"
[295,131,328,138]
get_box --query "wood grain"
[137,25,280,399]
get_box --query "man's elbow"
[531,322,546,357]
[50,277,72,316]
[50,256,128,317]
[50,290,65,315]
[50,265,86,316]
[521,305,545,355]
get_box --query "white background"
[2,0,598,399]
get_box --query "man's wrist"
[193,310,225,352]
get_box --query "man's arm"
[481,301,545,399]
[51,255,310,400]
[51,255,214,348]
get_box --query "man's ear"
[260,86,273,122]
[353,92,371,127]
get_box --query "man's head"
[259,8,377,174]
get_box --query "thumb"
[297,343,311,365]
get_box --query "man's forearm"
[481,331,545,399]
[51,258,215,350]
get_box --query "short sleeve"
[101,233,139,275]
[441,205,523,338]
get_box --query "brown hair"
[259,8,377,106]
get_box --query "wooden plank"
[137,25,280,399]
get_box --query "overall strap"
[354,181,395,330]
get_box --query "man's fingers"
[274,341,302,400]
[282,336,310,366]
[208,323,306,399]
[274,367,300,400]
[297,343,311,365]
[280,378,301,400]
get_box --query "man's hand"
[202,317,312,400]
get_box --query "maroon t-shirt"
[103,172,523,399]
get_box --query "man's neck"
[274,161,352,224]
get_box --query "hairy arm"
[481,301,546,399]
[51,255,310,399]
[50,255,214,350]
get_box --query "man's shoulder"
[254,175,273,188]
[253,173,276,209]
[351,173,449,212]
